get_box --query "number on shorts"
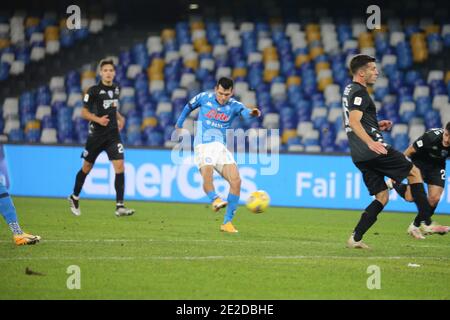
[118,143,124,153]
[441,169,446,181]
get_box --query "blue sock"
[207,191,218,202]
[0,188,23,235]
[223,193,239,224]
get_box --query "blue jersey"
[176,91,253,146]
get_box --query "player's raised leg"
[200,165,227,212]
[112,159,134,217]
[0,182,41,245]
[220,163,241,233]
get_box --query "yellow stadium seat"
[358,32,374,48]
[315,62,330,73]
[148,72,164,81]
[263,69,279,82]
[81,70,96,80]
[263,46,278,62]
[0,39,11,49]
[193,38,208,51]
[191,21,205,31]
[287,76,301,87]
[306,24,320,33]
[141,117,158,130]
[307,31,321,43]
[445,71,450,84]
[282,130,298,144]
[198,44,212,54]
[318,77,333,91]
[424,25,440,35]
[25,120,41,133]
[25,17,40,28]
[184,59,198,70]
[310,47,324,59]
[295,54,310,67]
[44,26,59,41]
[161,29,176,42]
[232,68,247,79]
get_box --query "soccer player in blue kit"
[176,77,261,233]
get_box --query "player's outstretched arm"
[240,105,261,119]
[175,103,194,129]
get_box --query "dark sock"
[115,173,125,205]
[393,182,407,199]
[410,183,432,227]
[73,170,88,197]
[353,200,384,241]
[425,205,437,226]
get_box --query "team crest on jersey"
[115,87,119,95]
[82,150,89,158]
[108,90,114,98]
[442,150,448,158]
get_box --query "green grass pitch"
[0,197,449,299]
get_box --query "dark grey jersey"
[412,128,450,164]
[342,82,386,163]
[83,82,120,136]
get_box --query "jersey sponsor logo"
[354,97,362,106]
[416,140,423,147]
[204,109,230,121]
[103,99,119,109]
[84,94,89,103]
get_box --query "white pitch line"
[0,238,447,249]
[0,255,449,262]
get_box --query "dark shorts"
[355,148,413,196]
[413,159,446,188]
[82,133,124,164]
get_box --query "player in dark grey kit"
[387,123,450,235]
[68,59,135,217]
[343,54,434,248]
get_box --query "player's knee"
[230,177,241,189]
[409,165,421,178]
[376,191,389,206]
[114,161,125,173]
[428,195,441,207]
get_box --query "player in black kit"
[343,55,434,248]
[387,123,450,235]
[68,59,135,217]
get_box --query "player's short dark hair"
[216,77,234,90]
[446,122,450,132]
[99,59,115,70]
[349,54,376,75]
